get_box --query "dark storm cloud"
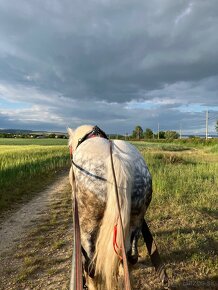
[0,0,217,133]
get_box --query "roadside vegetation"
[0,139,69,212]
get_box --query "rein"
[70,167,83,290]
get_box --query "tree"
[165,130,179,140]
[216,120,218,133]
[159,131,166,139]
[132,125,143,139]
[144,128,153,139]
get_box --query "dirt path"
[0,172,69,255]
[0,171,73,290]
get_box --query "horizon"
[0,127,217,138]
[0,1,218,135]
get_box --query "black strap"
[77,125,108,148]
[141,219,168,285]
[72,159,107,182]
[81,246,95,278]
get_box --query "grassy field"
[0,138,67,146]
[0,138,69,212]
[0,139,217,288]
[132,141,218,288]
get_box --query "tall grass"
[132,142,218,211]
[143,152,217,210]
[131,142,218,286]
[0,142,69,211]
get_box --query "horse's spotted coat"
[72,138,152,261]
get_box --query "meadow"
[132,141,218,288]
[0,138,217,288]
[0,138,69,212]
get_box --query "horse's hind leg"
[85,275,97,290]
[85,272,97,290]
[127,228,140,265]
[80,232,98,289]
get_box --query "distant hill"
[0,129,67,135]
[0,129,33,134]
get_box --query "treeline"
[0,133,67,139]
[131,125,179,140]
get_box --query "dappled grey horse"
[68,125,153,290]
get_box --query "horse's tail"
[93,145,132,290]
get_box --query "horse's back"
[73,138,151,208]
[73,137,109,201]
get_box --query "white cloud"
[175,2,193,25]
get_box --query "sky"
[0,0,218,135]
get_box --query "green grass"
[131,141,218,288]
[205,144,218,154]
[0,138,68,146]
[0,140,70,212]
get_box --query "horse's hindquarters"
[77,185,106,259]
[71,138,152,290]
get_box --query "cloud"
[0,0,217,134]
[175,2,193,25]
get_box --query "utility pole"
[158,123,160,140]
[206,110,208,140]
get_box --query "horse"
[68,125,153,290]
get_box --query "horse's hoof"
[160,269,168,286]
[128,254,138,265]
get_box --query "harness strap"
[141,219,168,285]
[72,159,107,182]
[70,169,83,290]
[109,140,132,290]
[77,125,108,148]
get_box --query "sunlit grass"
[0,142,69,211]
[1,139,217,288]
[131,141,218,288]
[0,138,68,146]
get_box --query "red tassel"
[113,224,122,260]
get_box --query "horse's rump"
[73,138,152,213]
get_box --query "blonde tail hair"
[93,149,132,290]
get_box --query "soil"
[0,171,73,290]
[0,173,69,255]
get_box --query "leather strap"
[77,125,108,148]
[141,219,168,285]
[109,140,132,290]
[70,168,83,290]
